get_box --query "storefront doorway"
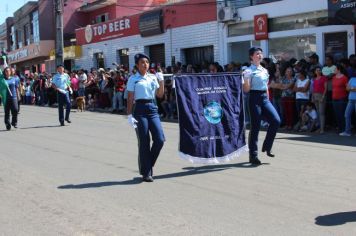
[148,44,165,67]
[94,52,105,69]
[184,46,214,67]
[324,32,348,62]
[117,48,129,69]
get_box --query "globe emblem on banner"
[85,25,93,43]
[203,102,223,124]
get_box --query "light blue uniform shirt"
[243,64,269,91]
[348,77,356,100]
[52,73,70,90]
[127,72,159,100]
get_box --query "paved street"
[0,105,355,236]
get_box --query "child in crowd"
[300,102,319,132]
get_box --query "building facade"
[5,1,55,73]
[219,0,355,65]
[74,0,218,71]
[0,23,7,53]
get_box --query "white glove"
[68,87,73,95]
[128,115,138,129]
[156,72,164,82]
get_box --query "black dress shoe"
[5,123,11,131]
[11,123,17,128]
[262,146,275,157]
[249,156,261,165]
[65,119,71,123]
[60,122,65,126]
[142,176,154,182]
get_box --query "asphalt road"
[0,105,355,236]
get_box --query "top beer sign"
[76,15,140,45]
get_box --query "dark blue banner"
[174,73,247,164]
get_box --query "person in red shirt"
[70,72,79,99]
[332,64,348,132]
[311,67,327,133]
[112,70,126,113]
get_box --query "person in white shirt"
[78,69,87,97]
[300,102,319,132]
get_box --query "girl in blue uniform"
[242,47,281,165]
[126,53,165,182]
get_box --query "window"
[228,0,282,8]
[228,21,254,37]
[32,11,40,43]
[94,52,105,69]
[269,11,328,33]
[230,40,261,64]
[269,35,316,62]
[96,13,109,23]
[24,24,31,46]
[17,30,23,48]
[116,48,129,69]
[11,26,16,51]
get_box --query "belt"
[250,90,267,93]
[135,99,154,104]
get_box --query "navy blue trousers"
[248,91,280,158]
[134,102,165,177]
[332,99,347,132]
[57,92,71,123]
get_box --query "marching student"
[51,65,72,126]
[126,53,165,182]
[242,47,281,165]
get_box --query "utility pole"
[54,0,64,67]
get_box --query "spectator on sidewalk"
[332,64,349,133]
[311,67,328,134]
[293,70,310,130]
[340,76,356,136]
[112,70,126,113]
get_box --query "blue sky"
[0,0,32,24]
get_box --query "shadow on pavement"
[58,177,143,189]
[275,133,356,148]
[20,125,61,129]
[315,211,356,226]
[57,162,263,189]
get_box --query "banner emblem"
[204,102,223,124]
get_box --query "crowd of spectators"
[4,53,356,136]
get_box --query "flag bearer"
[126,53,165,182]
[242,47,281,165]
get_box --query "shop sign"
[254,14,268,40]
[8,49,28,62]
[139,9,163,37]
[85,19,130,44]
[76,15,139,45]
[328,0,356,25]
